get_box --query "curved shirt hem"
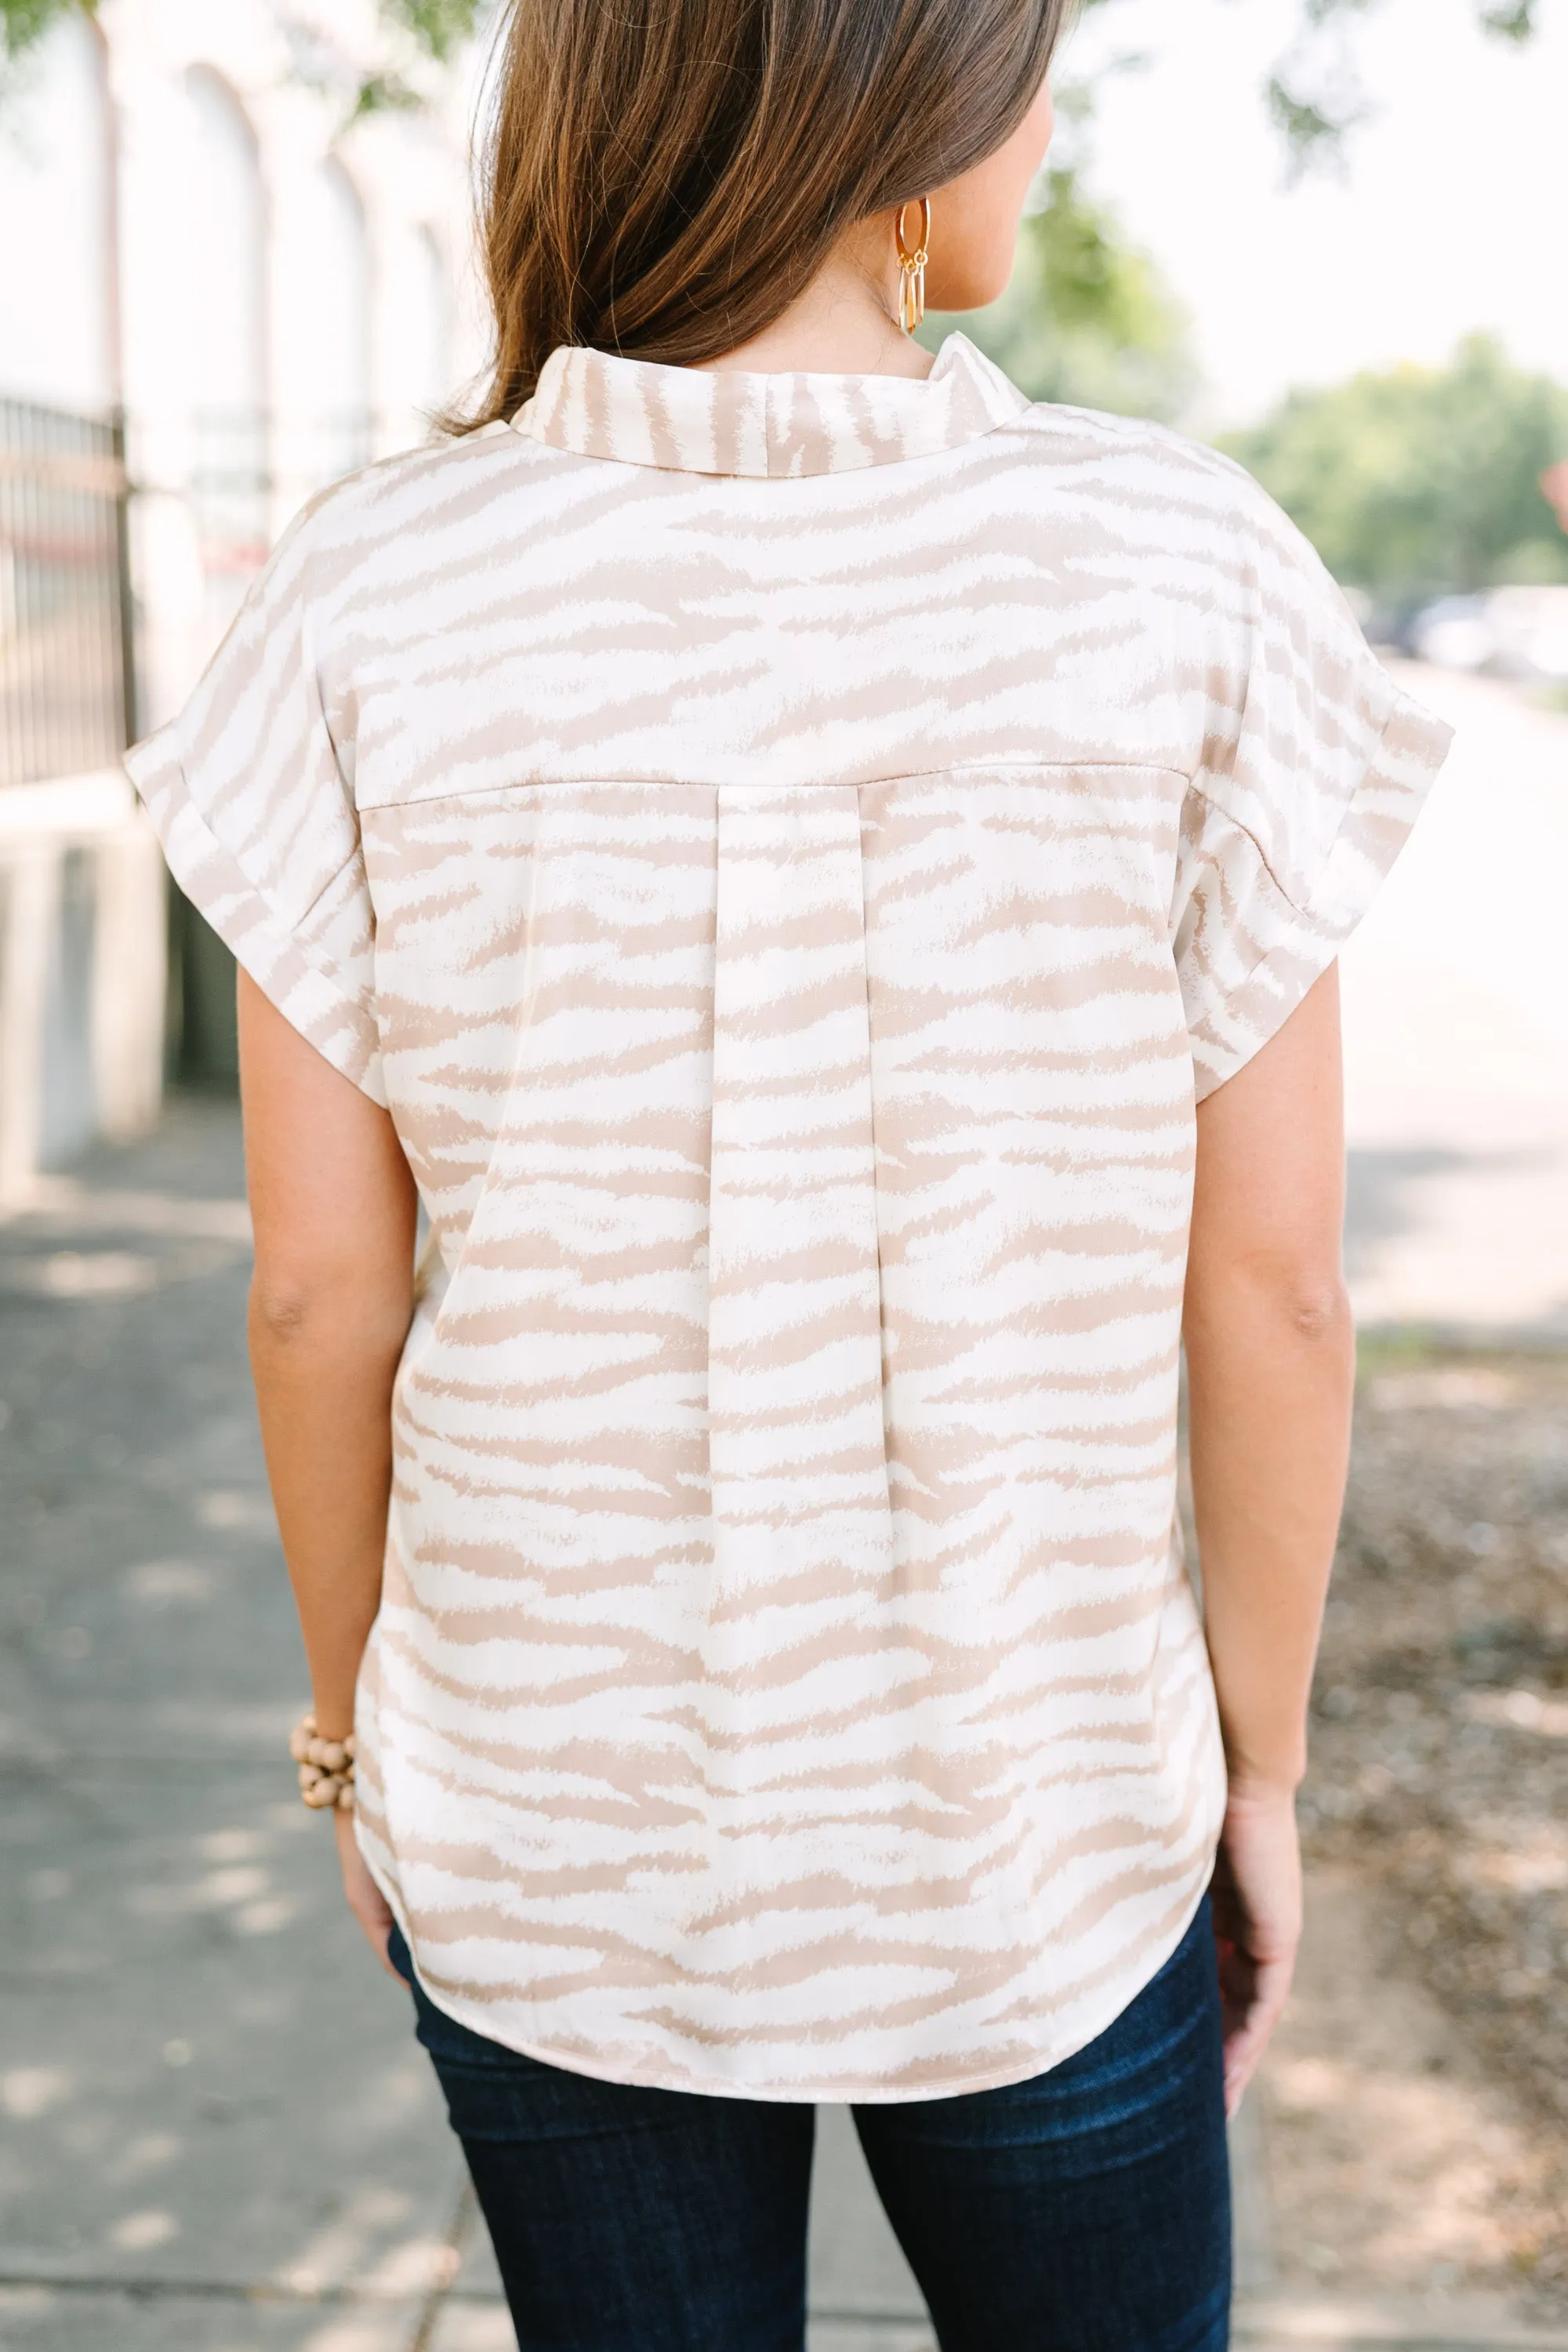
[356,1824,1221,2107]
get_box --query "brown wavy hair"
[449,0,1071,429]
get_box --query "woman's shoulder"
[999,396,1298,550]
[983,393,1348,626]
[1004,394,1242,480]
[280,422,549,578]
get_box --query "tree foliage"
[924,169,1195,422]
[1221,337,1568,601]
[0,0,74,38]
[0,0,480,108]
[378,0,483,66]
[340,4,488,119]
[1266,0,1547,166]
[0,0,78,41]
[0,0,89,82]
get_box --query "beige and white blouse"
[127,333,1450,2101]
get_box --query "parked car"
[1409,594,1497,672]
[1409,585,1568,681]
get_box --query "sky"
[1061,0,1568,426]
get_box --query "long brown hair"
[452,0,1071,429]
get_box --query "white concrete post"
[93,815,166,1140]
[0,844,62,1208]
[0,775,167,1208]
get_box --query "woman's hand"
[334,1806,398,1975]
[1210,1780,1303,2118]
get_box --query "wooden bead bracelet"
[289,1711,356,1810]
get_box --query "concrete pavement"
[0,1102,948,2349]
[0,1108,459,2350]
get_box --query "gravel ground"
[1295,1345,1568,2303]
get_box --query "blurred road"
[1341,663,1568,1343]
[2,665,1565,2351]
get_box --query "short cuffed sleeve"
[124,502,384,1103]
[1170,477,1453,1100]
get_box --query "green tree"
[922,167,1195,421]
[1221,336,1568,601]
[379,0,481,63]
[0,0,89,81]
[1263,0,1546,166]
[0,0,77,46]
[0,0,483,105]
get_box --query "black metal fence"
[191,407,375,564]
[1,394,385,1083]
[0,398,381,793]
[0,396,134,787]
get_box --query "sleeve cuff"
[1181,687,1454,1102]
[125,729,387,1106]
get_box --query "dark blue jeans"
[389,1899,1229,2352]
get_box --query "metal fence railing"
[0,394,397,1101]
[0,398,387,792]
[0,397,135,786]
[185,405,377,638]
[150,405,379,1088]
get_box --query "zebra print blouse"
[127,333,1450,2100]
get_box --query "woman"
[126,2,1451,2344]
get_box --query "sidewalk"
[0,1106,458,2351]
[0,1101,948,2350]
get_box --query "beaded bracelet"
[289,1711,356,1810]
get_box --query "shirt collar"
[510,332,1029,479]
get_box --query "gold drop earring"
[895,197,931,336]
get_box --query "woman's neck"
[696,221,935,381]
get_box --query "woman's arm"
[238,970,417,1969]
[1184,964,1356,2114]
